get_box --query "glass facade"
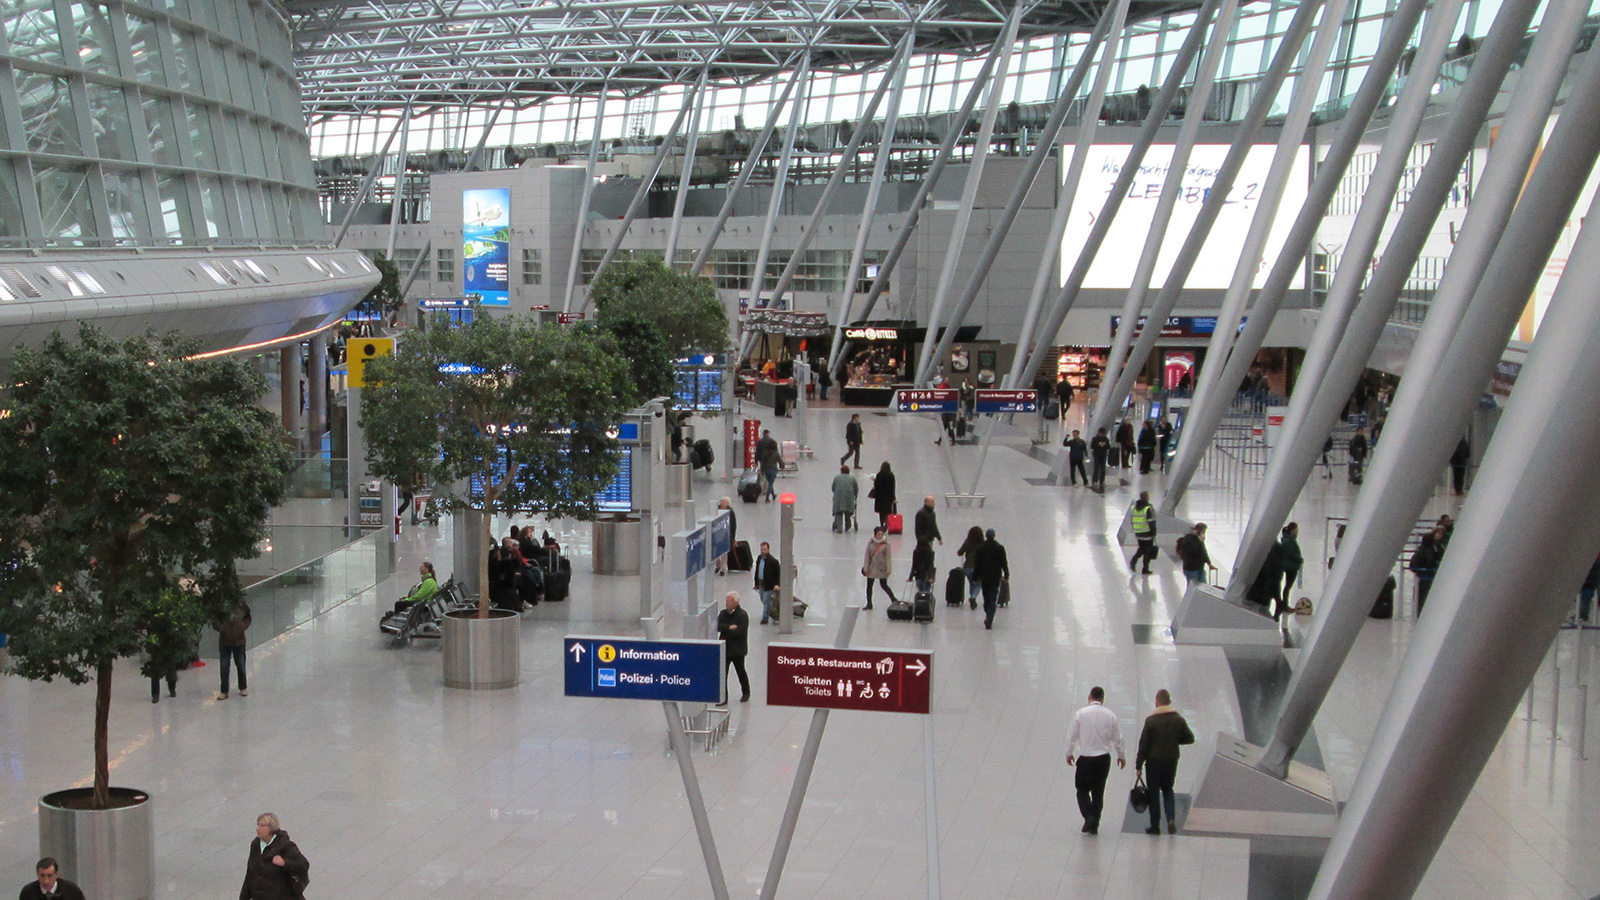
[0,0,322,248]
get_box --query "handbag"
[1129,774,1150,814]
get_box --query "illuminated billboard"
[463,188,510,307]
[1060,144,1309,290]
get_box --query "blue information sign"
[564,636,725,703]
[708,511,732,560]
[684,526,707,580]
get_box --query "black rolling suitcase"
[945,567,967,606]
[543,555,572,602]
[913,590,935,623]
[886,598,915,621]
[997,579,1011,608]
[738,468,762,502]
[729,540,753,572]
[1370,575,1396,619]
[692,439,714,470]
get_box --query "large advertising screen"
[1060,144,1308,290]
[463,188,510,307]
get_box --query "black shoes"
[863,603,873,610]
[740,693,750,703]
[1168,819,1177,834]
[1146,827,1161,835]
[969,598,976,609]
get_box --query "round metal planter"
[442,608,520,689]
[38,787,154,900]
[592,515,642,575]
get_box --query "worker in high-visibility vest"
[1129,492,1159,575]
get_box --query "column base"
[1173,582,1284,645]
[1182,734,1339,839]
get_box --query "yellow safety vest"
[1131,504,1154,536]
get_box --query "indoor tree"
[0,327,291,809]
[589,257,729,356]
[359,317,634,613]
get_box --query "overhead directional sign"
[895,388,959,414]
[974,389,1038,414]
[565,636,725,703]
[767,644,933,714]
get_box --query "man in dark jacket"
[20,858,85,900]
[1064,430,1089,486]
[241,813,309,900]
[840,414,864,469]
[1450,436,1470,494]
[217,601,252,700]
[1409,527,1447,615]
[1136,689,1196,835]
[1089,428,1112,490]
[1137,422,1157,473]
[717,592,751,702]
[753,542,781,624]
[914,496,942,547]
[756,429,781,501]
[974,529,1010,630]
[1176,524,1215,585]
[1156,419,1173,471]
[1116,420,1136,469]
[1348,428,1368,484]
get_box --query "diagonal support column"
[1081,0,1324,425]
[1258,1,1599,778]
[384,102,414,262]
[562,90,611,313]
[746,55,812,319]
[1305,184,1600,900]
[910,8,1022,383]
[664,68,713,266]
[1008,0,1224,389]
[333,113,405,247]
[1217,0,1538,609]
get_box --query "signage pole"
[792,360,811,457]
[663,705,731,900]
[761,606,861,900]
[779,493,796,635]
[924,713,941,900]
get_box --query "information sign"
[683,526,708,580]
[564,636,725,703]
[766,644,932,714]
[558,312,586,323]
[974,389,1038,414]
[895,389,959,414]
[346,337,394,388]
[708,510,732,560]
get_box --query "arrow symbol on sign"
[907,659,927,676]
[570,643,586,662]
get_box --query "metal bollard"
[1579,684,1589,760]
[1552,664,1562,741]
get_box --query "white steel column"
[910,9,1022,383]
[1219,0,1536,607]
[563,91,611,313]
[1085,0,1241,417]
[333,114,405,247]
[384,103,413,262]
[1080,0,1323,417]
[1305,183,1600,900]
[746,56,812,316]
[664,68,713,266]
[1258,2,1597,778]
[1008,0,1223,388]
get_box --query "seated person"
[391,562,439,615]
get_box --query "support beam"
[1006,0,1223,389]
[460,93,510,173]
[1218,0,1535,609]
[307,333,327,449]
[664,68,713,266]
[562,90,611,313]
[398,238,432,307]
[910,8,1022,384]
[384,103,413,262]
[1152,0,1439,515]
[746,56,811,317]
[1083,0,1242,423]
[333,113,404,247]
[1304,183,1600,900]
[1259,1,1598,779]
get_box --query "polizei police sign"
[564,636,726,703]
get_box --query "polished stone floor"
[1,403,1595,900]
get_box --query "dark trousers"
[840,442,862,468]
[1091,457,1108,488]
[1417,577,1434,614]
[1451,464,1467,494]
[1139,449,1155,473]
[1145,760,1178,828]
[1120,445,1135,468]
[220,645,247,694]
[981,579,1001,626]
[725,655,750,700]
[1281,567,1300,613]
[150,672,176,701]
[1075,754,1112,828]
[866,578,897,606]
[1349,459,1364,484]
[1131,537,1158,573]
[1069,459,1088,485]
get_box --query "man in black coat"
[240,813,310,900]
[1137,422,1157,474]
[1089,428,1112,490]
[974,529,1011,630]
[753,542,781,624]
[1064,430,1089,486]
[717,591,752,702]
[1348,428,1368,484]
[1116,420,1136,469]
[914,496,943,547]
[19,858,85,900]
[840,414,864,469]
[1156,419,1173,471]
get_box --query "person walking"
[1247,536,1286,619]
[1156,418,1173,472]
[1116,419,1136,470]
[1090,428,1112,490]
[716,592,751,702]
[1450,436,1470,494]
[1064,430,1089,486]
[216,600,251,700]
[830,466,858,533]
[862,527,897,611]
[240,813,310,900]
[1176,523,1216,585]
[1136,689,1195,835]
[974,528,1010,629]
[753,542,781,625]
[868,461,897,530]
[756,429,781,501]
[840,413,864,469]
[914,495,942,547]
[1348,428,1368,484]
[909,538,936,594]
[713,497,737,575]
[1055,376,1075,418]
[1409,526,1446,615]
[957,525,984,609]
[21,858,85,900]
[1065,686,1125,835]
[1137,421,1157,474]
[1279,522,1303,611]
[1128,492,1158,575]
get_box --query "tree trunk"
[478,497,493,619]
[94,659,112,809]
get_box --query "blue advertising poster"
[463,188,510,307]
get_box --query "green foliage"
[599,315,675,406]
[364,251,403,314]
[359,316,635,521]
[589,258,729,356]
[0,326,291,805]
[140,587,205,679]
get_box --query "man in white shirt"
[1066,686,1126,835]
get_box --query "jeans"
[963,567,979,601]
[914,577,933,594]
[725,655,750,700]
[220,645,247,695]
[866,578,897,606]
[1074,754,1112,829]
[763,467,778,500]
[757,588,777,622]
[1144,759,1178,829]
[1183,568,1204,585]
